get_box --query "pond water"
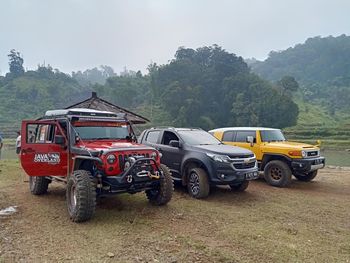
[1,147,349,166]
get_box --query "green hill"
[249,35,350,146]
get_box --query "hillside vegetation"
[0,45,298,137]
[249,35,350,143]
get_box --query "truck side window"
[222,131,236,142]
[235,131,256,143]
[162,131,179,146]
[145,130,160,144]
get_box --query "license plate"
[245,172,258,180]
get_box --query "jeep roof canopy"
[65,92,149,124]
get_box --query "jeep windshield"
[178,130,221,145]
[260,130,286,142]
[74,125,129,140]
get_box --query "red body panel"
[21,121,68,177]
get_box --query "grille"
[233,162,256,170]
[229,154,255,159]
[307,151,319,157]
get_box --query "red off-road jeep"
[20,108,173,222]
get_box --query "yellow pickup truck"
[209,127,325,187]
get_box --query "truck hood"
[195,144,254,156]
[263,141,319,150]
[76,141,155,152]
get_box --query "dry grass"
[0,160,349,262]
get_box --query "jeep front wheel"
[294,170,318,182]
[230,180,249,192]
[146,164,173,205]
[187,168,210,199]
[29,176,50,195]
[66,170,96,223]
[264,160,292,187]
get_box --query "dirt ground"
[0,160,349,263]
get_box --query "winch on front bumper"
[98,157,163,194]
[291,156,326,173]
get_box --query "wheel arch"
[181,158,211,186]
[261,154,292,170]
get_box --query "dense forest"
[250,35,350,116]
[0,46,299,137]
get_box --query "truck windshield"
[178,130,221,145]
[260,130,286,142]
[74,125,129,140]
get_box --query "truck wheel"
[264,160,292,187]
[146,164,173,205]
[294,170,318,182]
[230,180,249,192]
[29,176,50,195]
[187,167,210,199]
[66,170,96,223]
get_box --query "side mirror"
[246,136,254,147]
[169,140,181,148]
[55,135,65,145]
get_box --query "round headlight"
[151,152,157,160]
[107,154,116,164]
[301,150,307,158]
[129,157,136,164]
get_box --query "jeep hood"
[195,144,253,156]
[77,141,155,152]
[263,141,319,150]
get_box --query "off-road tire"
[294,170,318,182]
[187,167,210,199]
[264,160,292,187]
[29,176,50,195]
[146,164,173,205]
[66,170,96,223]
[230,180,249,192]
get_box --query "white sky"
[1,0,349,75]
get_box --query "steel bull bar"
[102,157,163,193]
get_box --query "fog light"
[220,174,225,179]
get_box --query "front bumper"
[209,161,259,185]
[99,158,162,194]
[291,156,325,173]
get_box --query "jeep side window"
[27,124,55,144]
[145,130,160,144]
[235,131,256,143]
[161,131,179,146]
[222,131,236,142]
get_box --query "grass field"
[0,160,349,262]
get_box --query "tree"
[8,49,24,76]
[277,76,299,95]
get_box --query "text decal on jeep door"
[34,153,60,164]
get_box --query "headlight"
[301,150,307,158]
[107,154,116,164]
[206,153,230,163]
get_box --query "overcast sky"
[1,0,349,75]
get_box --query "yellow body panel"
[212,129,320,161]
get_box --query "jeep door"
[20,121,68,177]
[156,131,183,178]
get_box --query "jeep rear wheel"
[66,170,96,223]
[230,180,249,192]
[146,164,173,205]
[29,176,50,195]
[294,170,318,182]
[264,160,292,187]
[187,168,210,199]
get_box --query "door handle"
[23,148,34,153]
